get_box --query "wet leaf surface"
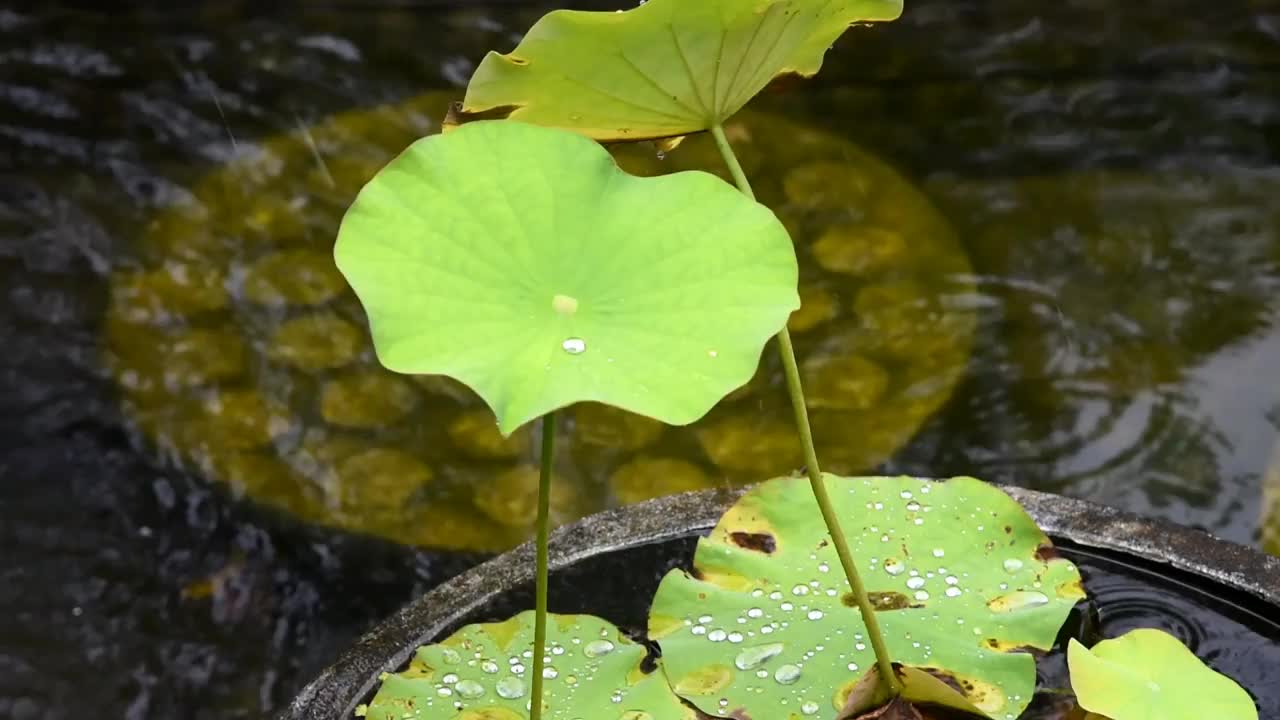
[649,476,1084,720]
[365,611,696,720]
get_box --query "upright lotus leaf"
[363,611,697,720]
[1067,630,1258,720]
[336,120,798,434]
[648,476,1085,720]
[455,0,903,143]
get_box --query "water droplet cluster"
[656,476,1082,720]
[365,614,679,719]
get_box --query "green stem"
[709,124,902,696]
[530,411,556,720]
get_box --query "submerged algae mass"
[104,93,974,551]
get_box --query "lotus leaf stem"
[531,410,556,720]
[709,123,902,697]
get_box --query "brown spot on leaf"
[729,531,777,553]
[856,591,921,611]
[921,668,966,695]
[689,567,705,581]
[1034,542,1060,562]
[982,638,1039,654]
[1003,525,1013,534]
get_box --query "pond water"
[1,1,1278,718]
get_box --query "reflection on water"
[102,100,973,551]
[923,170,1280,537]
[2,0,1279,717]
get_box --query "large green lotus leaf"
[336,120,798,435]
[1067,630,1257,720]
[364,610,698,720]
[647,476,1085,720]
[457,0,903,142]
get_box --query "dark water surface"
[2,1,1279,718]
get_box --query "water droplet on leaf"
[987,590,1050,612]
[455,680,485,699]
[774,664,802,684]
[734,642,784,670]
[496,676,526,699]
[584,639,615,657]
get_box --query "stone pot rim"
[280,483,1280,720]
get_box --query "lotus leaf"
[1067,630,1257,720]
[364,611,696,720]
[336,120,799,434]
[456,0,903,142]
[648,476,1085,720]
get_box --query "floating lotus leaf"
[364,611,696,720]
[1067,630,1257,720]
[647,476,1085,720]
[336,120,799,434]
[456,0,903,142]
